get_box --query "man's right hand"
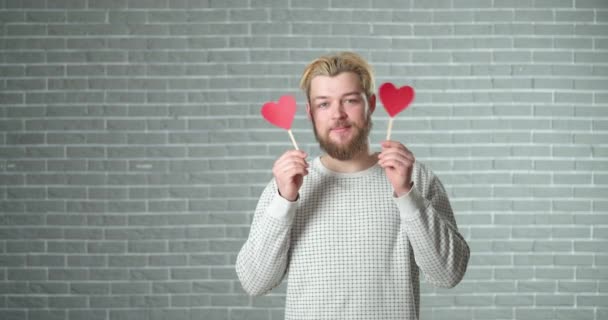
[272,150,309,202]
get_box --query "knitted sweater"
[236,156,469,320]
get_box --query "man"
[236,52,469,319]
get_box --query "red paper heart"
[379,82,415,117]
[261,95,297,130]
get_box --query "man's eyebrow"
[342,91,362,97]
[312,92,362,101]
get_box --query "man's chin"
[324,137,355,150]
[328,136,352,146]
[318,140,356,160]
[313,120,371,160]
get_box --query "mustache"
[330,121,353,129]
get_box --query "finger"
[377,160,398,171]
[378,148,415,162]
[276,156,309,171]
[281,149,308,160]
[276,151,309,165]
[383,147,413,159]
[275,159,309,176]
[378,158,414,167]
[283,166,309,178]
[381,144,413,158]
[274,168,307,187]
[381,140,406,149]
[277,155,309,166]
[382,157,414,167]
[275,164,306,179]
[275,150,307,167]
[378,157,413,170]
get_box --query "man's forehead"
[312,91,363,101]
[309,72,363,99]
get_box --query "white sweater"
[236,157,469,320]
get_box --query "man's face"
[306,72,375,160]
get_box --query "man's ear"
[368,94,376,115]
[306,102,312,121]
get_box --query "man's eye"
[345,99,359,105]
[318,102,329,108]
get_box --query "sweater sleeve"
[394,171,470,288]
[235,179,297,296]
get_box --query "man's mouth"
[331,126,351,135]
[330,125,351,133]
[330,122,352,132]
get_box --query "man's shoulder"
[413,159,434,178]
[412,159,442,192]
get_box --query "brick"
[70,282,109,295]
[69,310,107,320]
[152,282,191,294]
[0,9,25,22]
[67,201,107,213]
[47,240,87,254]
[1,214,43,225]
[27,254,65,267]
[556,310,594,320]
[516,308,555,320]
[89,268,129,281]
[90,296,129,308]
[7,187,46,199]
[0,254,26,267]
[149,254,188,266]
[48,187,87,199]
[111,282,149,294]
[26,200,65,213]
[170,294,209,307]
[48,296,86,308]
[578,295,608,307]
[87,241,126,253]
[130,268,169,281]
[431,309,472,320]
[558,280,596,293]
[577,267,608,280]
[8,268,47,281]
[128,240,167,253]
[553,226,591,238]
[28,310,68,320]
[48,269,87,281]
[67,255,106,267]
[130,295,170,308]
[473,308,513,320]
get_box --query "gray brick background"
[0,0,607,319]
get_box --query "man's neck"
[320,147,379,173]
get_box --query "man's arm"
[235,179,297,296]
[395,171,470,288]
[236,149,308,296]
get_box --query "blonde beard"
[312,114,372,161]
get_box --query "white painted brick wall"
[0,1,607,319]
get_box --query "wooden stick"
[288,129,299,150]
[386,117,394,141]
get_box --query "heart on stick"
[378,82,415,140]
[261,95,297,130]
[379,82,415,117]
[260,95,299,150]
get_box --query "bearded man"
[236,52,470,320]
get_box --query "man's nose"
[331,102,347,119]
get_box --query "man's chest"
[291,181,403,262]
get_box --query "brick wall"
[1,0,607,319]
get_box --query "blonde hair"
[299,52,375,101]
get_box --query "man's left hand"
[378,140,415,197]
